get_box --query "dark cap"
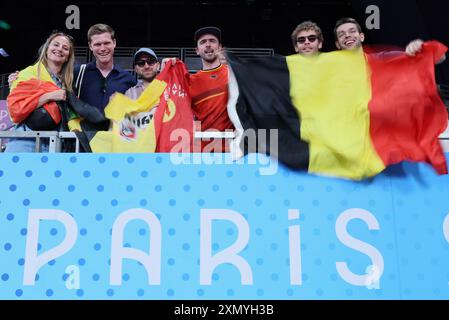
[133,47,158,64]
[194,26,222,44]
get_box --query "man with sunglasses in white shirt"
[291,21,323,56]
[125,48,160,99]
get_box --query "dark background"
[1,0,449,84]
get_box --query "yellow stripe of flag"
[90,79,167,153]
[287,48,385,180]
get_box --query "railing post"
[35,136,41,152]
[48,134,60,153]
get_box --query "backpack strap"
[75,64,87,98]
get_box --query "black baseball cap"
[194,26,222,44]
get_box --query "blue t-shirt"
[74,61,136,112]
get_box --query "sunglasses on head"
[296,35,318,44]
[135,59,157,67]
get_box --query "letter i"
[288,209,302,285]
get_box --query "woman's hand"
[48,89,67,101]
[8,71,19,87]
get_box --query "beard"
[141,75,156,82]
[200,52,219,64]
[138,71,157,82]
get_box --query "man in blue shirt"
[74,23,136,129]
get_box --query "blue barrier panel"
[0,153,448,300]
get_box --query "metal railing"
[0,131,236,153]
[441,125,449,139]
[182,47,275,72]
[72,46,274,72]
[440,125,449,152]
[1,129,448,153]
[439,84,449,99]
[194,131,236,139]
[439,84,449,113]
[0,131,80,153]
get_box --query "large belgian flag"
[228,41,448,180]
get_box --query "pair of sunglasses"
[135,59,158,67]
[296,35,318,44]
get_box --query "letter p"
[23,209,78,285]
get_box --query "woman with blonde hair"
[6,31,105,152]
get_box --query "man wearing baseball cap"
[125,47,160,99]
[190,26,234,151]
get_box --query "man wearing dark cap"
[193,26,223,69]
[125,47,160,99]
[190,26,235,151]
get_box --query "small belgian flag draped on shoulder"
[227,41,449,180]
